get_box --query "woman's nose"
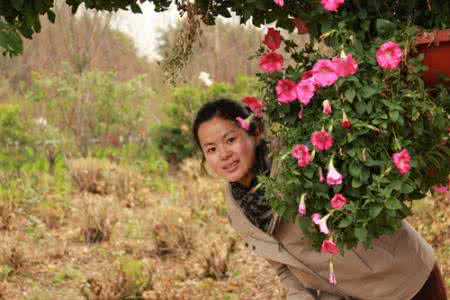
[219,146,232,160]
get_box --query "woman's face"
[197,116,259,187]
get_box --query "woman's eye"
[227,137,235,144]
[207,147,216,154]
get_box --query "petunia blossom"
[259,52,283,73]
[235,117,250,131]
[341,111,351,128]
[320,0,345,12]
[292,144,312,167]
[327,160,344,185]
[263,28,282,51]
[392,148,411,174]
[376,41,403,70]
[273,0,284,7]
[311,130,334,151]
[276,79,297,103]
[330,194,347,209]
[329,260,337,285]
[319,167,325,183]
[317,214,331,235]
[292,17,309,34]
[321,239,340,254]
[333,54,358,77]
[298,105,304,120]
[296,79,315,105]
[298,193,307,216]
[242,96,265,118]
[322,100,333,115]
[312,59,338,87]
[312,213,321,225]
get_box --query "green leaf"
[338,216,353,228]
[389,110,399,122]
[349,161,361,177]
[130,3,142,13]
[369,204,383,219]
[355,101,366,115]
[360,86,378,99]
[47,10,56,23]
[345,88,356,103]
[354,227,368,242]
[385,198,402,210]
[352,178,362,188]
[376,19,396,36]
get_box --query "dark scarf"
[229,141,274,233]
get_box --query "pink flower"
[321,239,340,254]
[312,213,321,225]
[273,0,284,7]
[333,54,358,77]
[276,79,297,103]
[242,96,264,118]
[329,269,337,285]
[263,28,282,50]
[330,194,347,209]
[322,100,332,115]
[392,149,411,174]
[296,79,315,105]
[328,260,337,285]
[320,0,345,12]
[341,111,351,128]
[313,214,331,235]
[292,144,312,167]
[311,130,334,151]
[298,193,307,216]
[312,59,338,87]
[432,185,448,193]
[376,41,403,70]
[301,70,316,82]
[319,167,325,183]
[327,160,344,185]
[292,18,309,34]
[259,52,283,73]
[298,105,304,120]
[235,117,250,131]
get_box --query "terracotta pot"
[415,29,450,86]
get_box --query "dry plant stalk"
[78,194,119,243]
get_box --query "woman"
[192,98,447,300]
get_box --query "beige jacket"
[224,183,435,300]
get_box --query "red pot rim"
[416,29,450,46]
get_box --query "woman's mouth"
[224,160,239,172]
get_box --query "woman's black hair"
[192,98,269,177]
[192,98,263,149]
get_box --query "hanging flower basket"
[416,29,450,85]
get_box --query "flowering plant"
[232,0,450,284]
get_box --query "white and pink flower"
[322,100,333,115]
